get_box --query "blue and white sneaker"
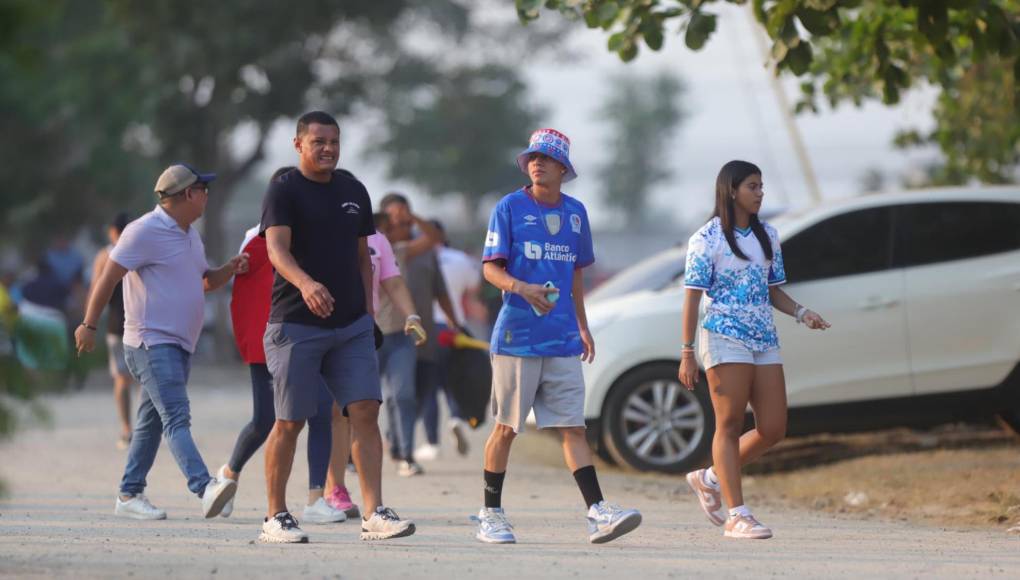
[472,507,516,544]
[586,501,642,544]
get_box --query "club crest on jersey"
[342,201,360,215]
[570,214,582,233]
[544,213,561,235]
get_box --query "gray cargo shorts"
[490,354,585,433]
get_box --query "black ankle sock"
[572,466,604,508]
[484,470,506,508]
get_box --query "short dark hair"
[373,212,390,229]
[430,219,449,246]
[111,212,131,234]
[270,166,296,183]
[379,192,409,211]
[296,111,339,137]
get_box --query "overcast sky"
[250,3,940,232]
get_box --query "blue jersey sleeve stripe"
[684,283,711,290]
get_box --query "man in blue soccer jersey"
[474,128,642,545]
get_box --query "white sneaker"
[259,512,309,544]
[472,507,516,544]
[360,506,415,540]
[114,494,167,520]
[448,418,470,456]
[217,465,234,518]
[303,497,347,524]
[201,476,237,519]
[586,501,642,544]
[414,443,440,462]
[397,460,424,477]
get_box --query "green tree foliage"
[515,0,1020,183]
[367,7,570,221]
[893,57,1018,185]
[1,0,469,356]
[370,63,543,220]
[596,71,686,227]
[0,0,470,256]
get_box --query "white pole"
[746,4,823,204]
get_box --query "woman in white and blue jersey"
[679,160,830,540]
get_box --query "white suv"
[583,188,1020,473]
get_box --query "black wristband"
[81,322,97,331]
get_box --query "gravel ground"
[1,365,1018,579]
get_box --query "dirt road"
[2,366,1018,579]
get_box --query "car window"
[588,246,686,302]
[782,207,893,283]
[895,201,1020,267]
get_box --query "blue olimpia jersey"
[684,217,786,352]
[482,188,595,357]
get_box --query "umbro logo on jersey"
[341,201,360,215]
[524,215,538,225]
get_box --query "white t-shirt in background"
[434,246,479,326]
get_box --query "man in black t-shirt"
[258,111,415,544]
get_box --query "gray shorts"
[490,354,585,433]
[698,329,782,369]
[264,315,382,421]
[106,334,129,378]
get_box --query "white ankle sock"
[704,467,720,487]
[729,505,752,518]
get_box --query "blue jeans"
[120,344,210,496]
[378,332,417,460]
[227,364,333,489]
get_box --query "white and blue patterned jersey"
[684,217,786,352]
[482,188,595,357]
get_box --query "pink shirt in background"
[368,232,400,312]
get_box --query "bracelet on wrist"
[80,322,97,331]
[681,342,695,349]
[794,305,807,324]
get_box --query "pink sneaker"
[326,485,360,518]
[724,513,773,539]
[686,469,725,526]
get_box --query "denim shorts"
[698,329,782,370]
[264,315,381,421]
[106,333,129,378]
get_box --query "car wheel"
[592,438,617,465]
[602,363,714,474]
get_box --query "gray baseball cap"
[154,163,216,197]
